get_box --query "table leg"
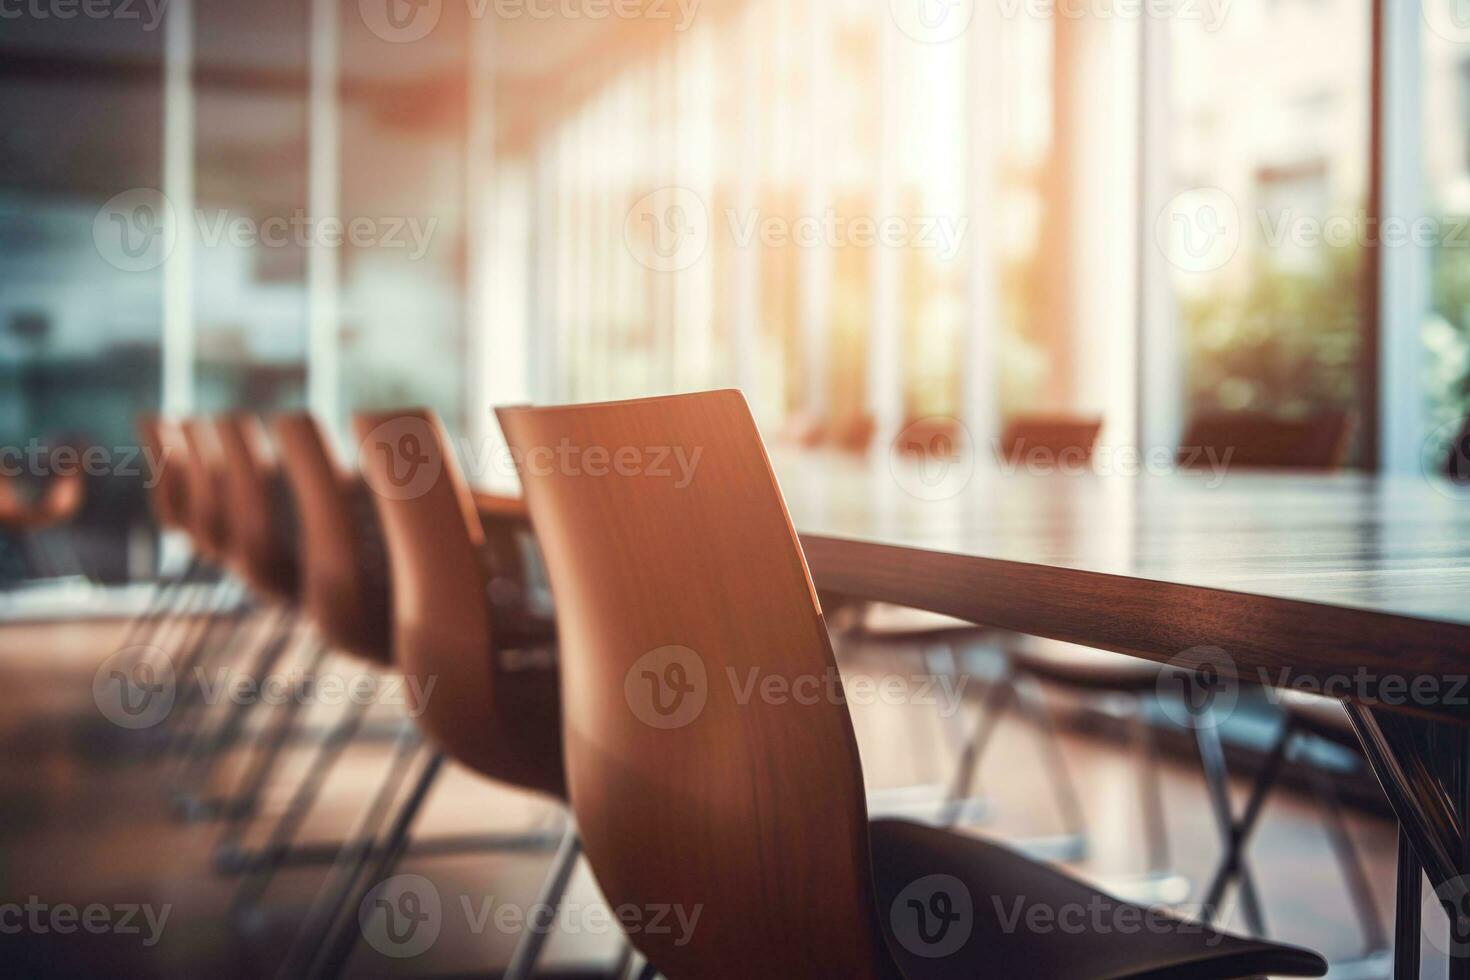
[1395,826,1421,980]
[1342,704,1470,980]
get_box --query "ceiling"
[0,0,711,198]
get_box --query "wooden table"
[480,451,1470,978]
[774,450,1470,979]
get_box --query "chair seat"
[1010,637,1161,692]
[1280,691,1358,747]
[869,819,1327,979]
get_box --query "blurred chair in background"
[997,414,1104,470]
[225,412,399,920]
[1178,410,1350,470]
[1201,690,1388,967]
[958,410,1367,941]
[836,414,1102,835]
[279,408,568,980]
[0,440,88,581]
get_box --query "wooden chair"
[997,414,1104,468]
[214,415,299,604]
[222,413,399,917]
[283,408,567,980]
[273,414,392,668]
[1178,410,1350,470]
[166,417,310,818]
[498,390,1326,980]
[0,463,86,581]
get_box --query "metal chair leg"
[1305,751,1391,956]
[1196,708,1281,934]
[1132,699,1171,875]
[1395,825,1422,979]
[942,671,1017,827]
[1014,674,1088,847]
[229,696,372,917]
[172,607,300,808]
[272,722,424,977]
[156,582,253,753]
[502,821,584,980]
[213,641,332,856]
[307,750,448,979]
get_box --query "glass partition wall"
[2,0,1450,514]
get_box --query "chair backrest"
[273,414,392,665]
[137,415,187,531]
[498,391,892,980]
[0,458,85,531]
[30,466,86,529]
[830,413,877,452]
[354,409,562,796]
[214,414,297,601]
[998,414,1103,466]
[178,418,230,561]
[1179,410,1349,470]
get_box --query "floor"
[0,607,1424,978]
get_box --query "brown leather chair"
[1179,410,1350,470]
[498,390,1326,980]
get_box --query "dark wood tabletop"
[772,450,1470,713]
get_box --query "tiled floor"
[0,612,1418,978]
